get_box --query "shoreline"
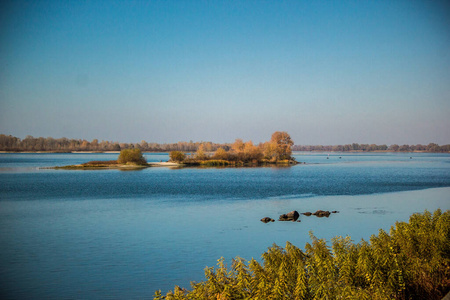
[47,161,181,170]
[1,150,449,154]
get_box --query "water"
[0,152,449,299]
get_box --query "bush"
[200,160,230,166]
[155,209,450,299]
[117,149,147,165]
[212,148,229,160]
[169,151,186,163]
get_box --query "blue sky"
[1,0,449,145]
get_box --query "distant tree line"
[293,143,450,153]
[0,134,227,152]
[0,134,449,153]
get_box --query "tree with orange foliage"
[231,139,245,153]
[243,141,263,162]
[195,144,208,160]
[265,131,294,161]
[212,148,229,160]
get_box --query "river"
[0,152,449,299]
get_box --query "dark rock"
[302,212,312,216]
[287,210,299,219]
[313,210,331,217]
[279,210,299,221]
[332,211,339,213]
[261,217,274,223]
[279,214,288,221]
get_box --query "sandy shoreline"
[149,162,180,167]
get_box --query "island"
[52,149,179,170]
[169,131,298,166]
[51,132,299,169]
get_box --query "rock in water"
[261,217,274,223]
[313,210,331,217]
[279,210,299,221]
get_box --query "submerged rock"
[302,212,312,216]
[261,217,275,223]
[332,211,339,213]
[279,210,300,221]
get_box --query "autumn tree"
[212,148,229,160]
[243,141,263,162]
[265,131,294,161]
[231,139,245,153]
[195,144,208,160]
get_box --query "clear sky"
[1,0,449,145]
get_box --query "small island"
[52,131,299,169]
[52,148,173,170]
[169,131,298,166]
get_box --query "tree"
[169,151,186,163]
[267,131,294,161]
[117,149,147,165]
[427,143,440,152]
[195,144,208,160]
[243,141,263,162]
[231,139,245,153]
[389,144,400,152]
[212,148,229,160]
[399,144,411,152]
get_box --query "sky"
[1,0,449,145]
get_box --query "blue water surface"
[0,152,449,299]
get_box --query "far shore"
[0,151,121,154]
[1,150,448,154]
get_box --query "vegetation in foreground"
[154,209,450,300]
[169,131,297,165]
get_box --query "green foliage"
[117,148,147,165]
[200,160,230,166]
[155,210,450,300]
[169,151,186,163]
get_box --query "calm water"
[0,152,449,299]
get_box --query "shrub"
[200,160,230,166]
[117,149,147,165]
[155,209,450,299]
[169,151,186,163]
[212,148,229,160]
